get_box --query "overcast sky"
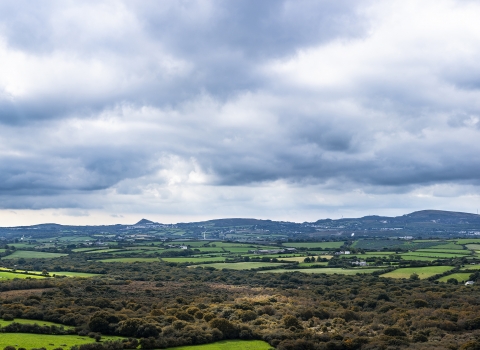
[1,0,480,226]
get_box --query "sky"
[1,0,480,226]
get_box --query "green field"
[438,273,472,283]
[57,236,93,242]
[1,251,68,260]
[222,247,253,253]
[0,318,74,329]
[0,333,125,350]
[381,266,454,279]
[259,268,381,275]
[466,244,480,250]
[196,262,285,270]
[429,242,466,250]
[398,252,468,259]
[454,239,480,244]
[162,256,227,263]
[283,242,344,249]
[168,340,272,350]
[278,256,332,263]
[297,262,329,267]
[98,257,160,263]
[85,249,124,254]
[0,271,45,280]
[415,249,471,255]
[169,241,210,247]
[398,255,438,261]
[8,243,38,249]
[72,247,105,252]
[51,271,101,277]
[460,265,480,270]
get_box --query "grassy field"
[437,273,472,282]
[194,247,227,252]
[297,262,330,267]
[283,242,344,249]
[460,265,480,270]
[161,257,227,263]
[466,244,480,250]
[85,249,124,254]
[0,333,125,350]
[222,247,254,253]
[381,266,454,279]
[429,242,466,250]
[196,262,285,270]
[0,271,45,280]
[243,253,303,258]
[454,239,480,244]
[72,247,105,252]
[277,256,332,263]
[415,249,471,255]
[398,256,439,261]
[98,257,160,263]
[1,251,68,260]
[57,236,93,242]
[168,340,272,350]
[169,241,210,247]
[259,268,381,275]
[8,243,38,249]
[0,318,74,329]
[399,252,466,258]
[51,271,101,277]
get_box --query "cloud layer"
[1,0,480,225]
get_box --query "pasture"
[0,333,125,350]
[196,262,285,270]
[0,318,74,329]
[283,242,344,249]
[0,271,45,280]
[429,242,465,250]
[415,249,471,255]
[162,256,227,263]
[399,252,467,258]
[259,268,381,275]
[381,266,454,279]
[278,256,332,263]
[1,251,68,260]
[98,257,160,263]
[168,340,272,350]
[51,271,101,277]
[437,273,472,283]
[85,249,124,254]
[454,239,480,244]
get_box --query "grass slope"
[168,340,272,350]
[0,271,45,280]
[381,266,454,279]
[196,262,285,270]
[0,333,125,350]
[0,318,74,329]
[1,251,68,260]
[259,268,381,275]
[437,273,472,282]
[98,258,160,263]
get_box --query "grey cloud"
[1,0,480,218]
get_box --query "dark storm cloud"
[0,0,369,123]
[1,0,480,219]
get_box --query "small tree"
[410,273,419,280]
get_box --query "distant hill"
[134,219,158,226]
[1,209,480,240]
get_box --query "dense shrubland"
[1,259,480,349]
